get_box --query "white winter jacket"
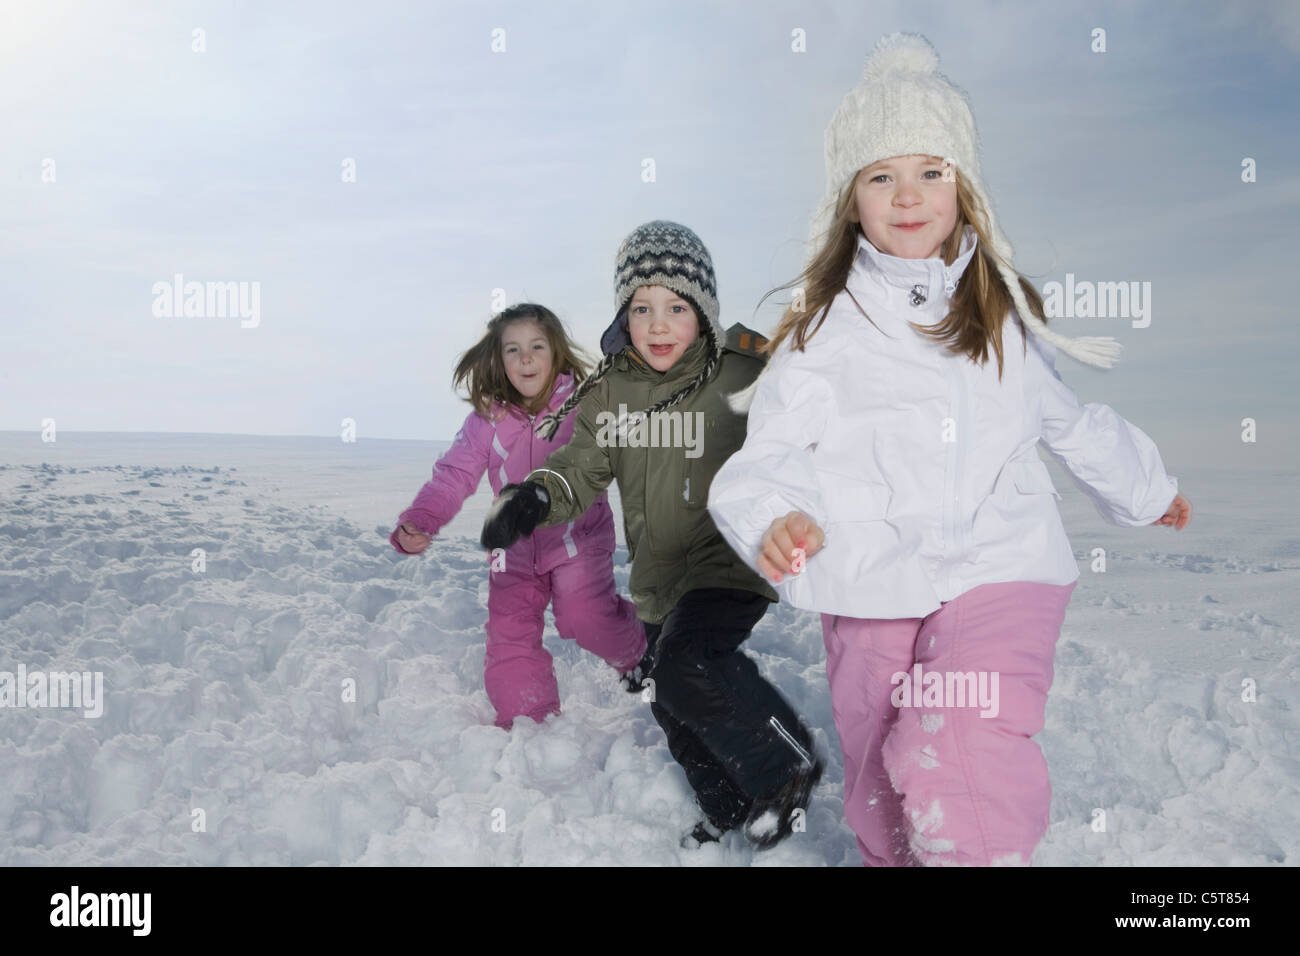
[707,225,1179,619]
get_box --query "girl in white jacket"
[707,32,1190,866]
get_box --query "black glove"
[480,481,550,550]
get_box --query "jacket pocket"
[681,452,709,509]
[1002,459,1062,500]
[680,404,729,509]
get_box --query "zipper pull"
[943,267,956,296]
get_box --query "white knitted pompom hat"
[809,31,1121,368]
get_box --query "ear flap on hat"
[600,304,631,356]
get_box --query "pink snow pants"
[821,579,1077,866]
[484,548,645,730]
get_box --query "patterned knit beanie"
[809,32,1121,368]
[535,220,725,440]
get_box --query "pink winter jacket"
[390,371,617,573]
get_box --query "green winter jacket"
[525,326,779,624]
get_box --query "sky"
[2,0,1297,469]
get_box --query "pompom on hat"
[809,32,1121,368]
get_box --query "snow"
[0,430,1296,866]
[746,810,780,839]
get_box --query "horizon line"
[0,429,449,443]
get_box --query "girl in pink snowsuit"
[391,303,646,729]
[708,34,1192,865]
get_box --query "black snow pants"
[642,587,817,831]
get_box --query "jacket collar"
[853,224,979,302]
[621,336,709,384]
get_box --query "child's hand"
[758,511,825,583]
[1152,493,1191,530]
[481,481,550,551]
[395,523,432,554]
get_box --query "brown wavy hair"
[453,304,594,421]
[759,161,1049,381]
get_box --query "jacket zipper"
[940,259,966,597]
[952,364,971,596]
[527,410,537,572]
[643,382,658,555]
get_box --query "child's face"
[853,154,958,260]
[627,285,699,372]
[501,318,554,404]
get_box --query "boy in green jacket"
[482,220,823,850]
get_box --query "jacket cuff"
[524,469,572,525]
[391,508,440,552]
[1102,474,1179,527]
[1140,475,1180,526]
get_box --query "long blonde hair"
[759,165,1049,380]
